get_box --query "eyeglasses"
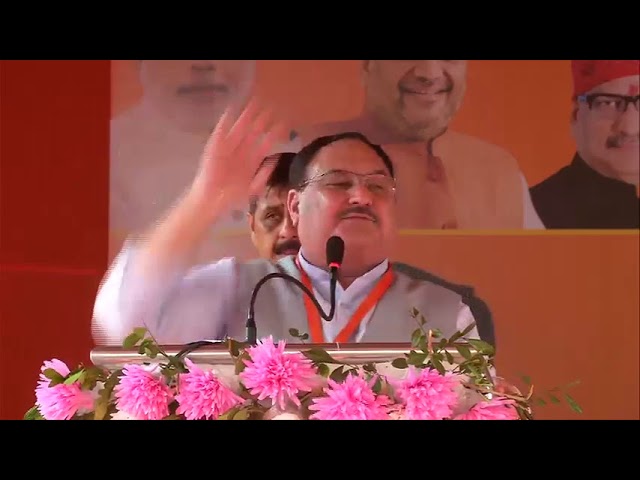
[299,169,396,197]
[577,93,640,120]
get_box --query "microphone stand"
[246,270,338,345]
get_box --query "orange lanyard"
[294,257,395,343]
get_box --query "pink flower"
[455,397,520,420]
[239,336,317,410]
[113,365,173,420]
[35,359,94,420]
[308,373,391,420]
[393,367,460,420]
[175,359,244,420]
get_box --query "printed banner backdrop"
[110,60,574,258]
[110,60,639,262]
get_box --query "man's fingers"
[226,97,262,145]
[253,120,292,159]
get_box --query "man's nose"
[348,183,374,206]
[412,60,445,81]
[279,214,298,239]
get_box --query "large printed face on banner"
[362,60,468,142]
[571,74,639,186]
[137,60,256,134]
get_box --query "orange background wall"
[1,60,638,420]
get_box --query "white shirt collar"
[296,251,389,300]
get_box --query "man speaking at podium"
[93,100,482,346]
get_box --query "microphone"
[245,235,345,344]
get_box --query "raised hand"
[190,98,290,212]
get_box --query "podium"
[92,342,430,369]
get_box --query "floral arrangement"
[24,309,582,420]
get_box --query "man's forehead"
[256,187,288,211]
[310,139,387,173]
[591,75,640,94]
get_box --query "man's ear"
[570,100,580,140]
[287,189,300,228]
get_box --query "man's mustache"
[607,133,639,149]
[274,239,301,255]
[340,206,378,223]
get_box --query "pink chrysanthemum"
[35,359,94,420]
[308,374,392,420]
[394,367,460,420]
[113,365,173,420]
[455,397,520,420]
[175,359,244,420]
[239,336,317,410]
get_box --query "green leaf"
[362,363,377,374]
[430,328,442,338]
[43,368,65,386]
[217,407,239,420]
[372,376,383,394]
[564,393,583,414]
[419,315,427,326]
[123,332,142,349]
[549,394,561,404]
[302,348,343,365]
[288,328,300,337]
[391,358,408,369]
[467,339,495,356]
[330,365,347,382]
[162,414,183,420]
[407,351,428,366]
[444,351,454,364]
[233,409,250,420]
[448,331,463,344]
[521,375,532,385]
[144,346,159,358]
[430,356,446,375]
[317,363,330,378]
[64,370,85,385]
[300,333,309,341]
[454,322,477,341]
[24,406,44,420]
[455,345,472,360]
[410,307,420,318]
[228,339,241,358]
[133,327,148,338]
[94,398,109,420]
[418,336,428,353]
[534,397,547,407]
[411,328,423,347]
[235,352,250,375]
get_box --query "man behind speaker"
[93,101,483,346]
[247,152,301,261]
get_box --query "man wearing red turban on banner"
[530,60,639,229]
